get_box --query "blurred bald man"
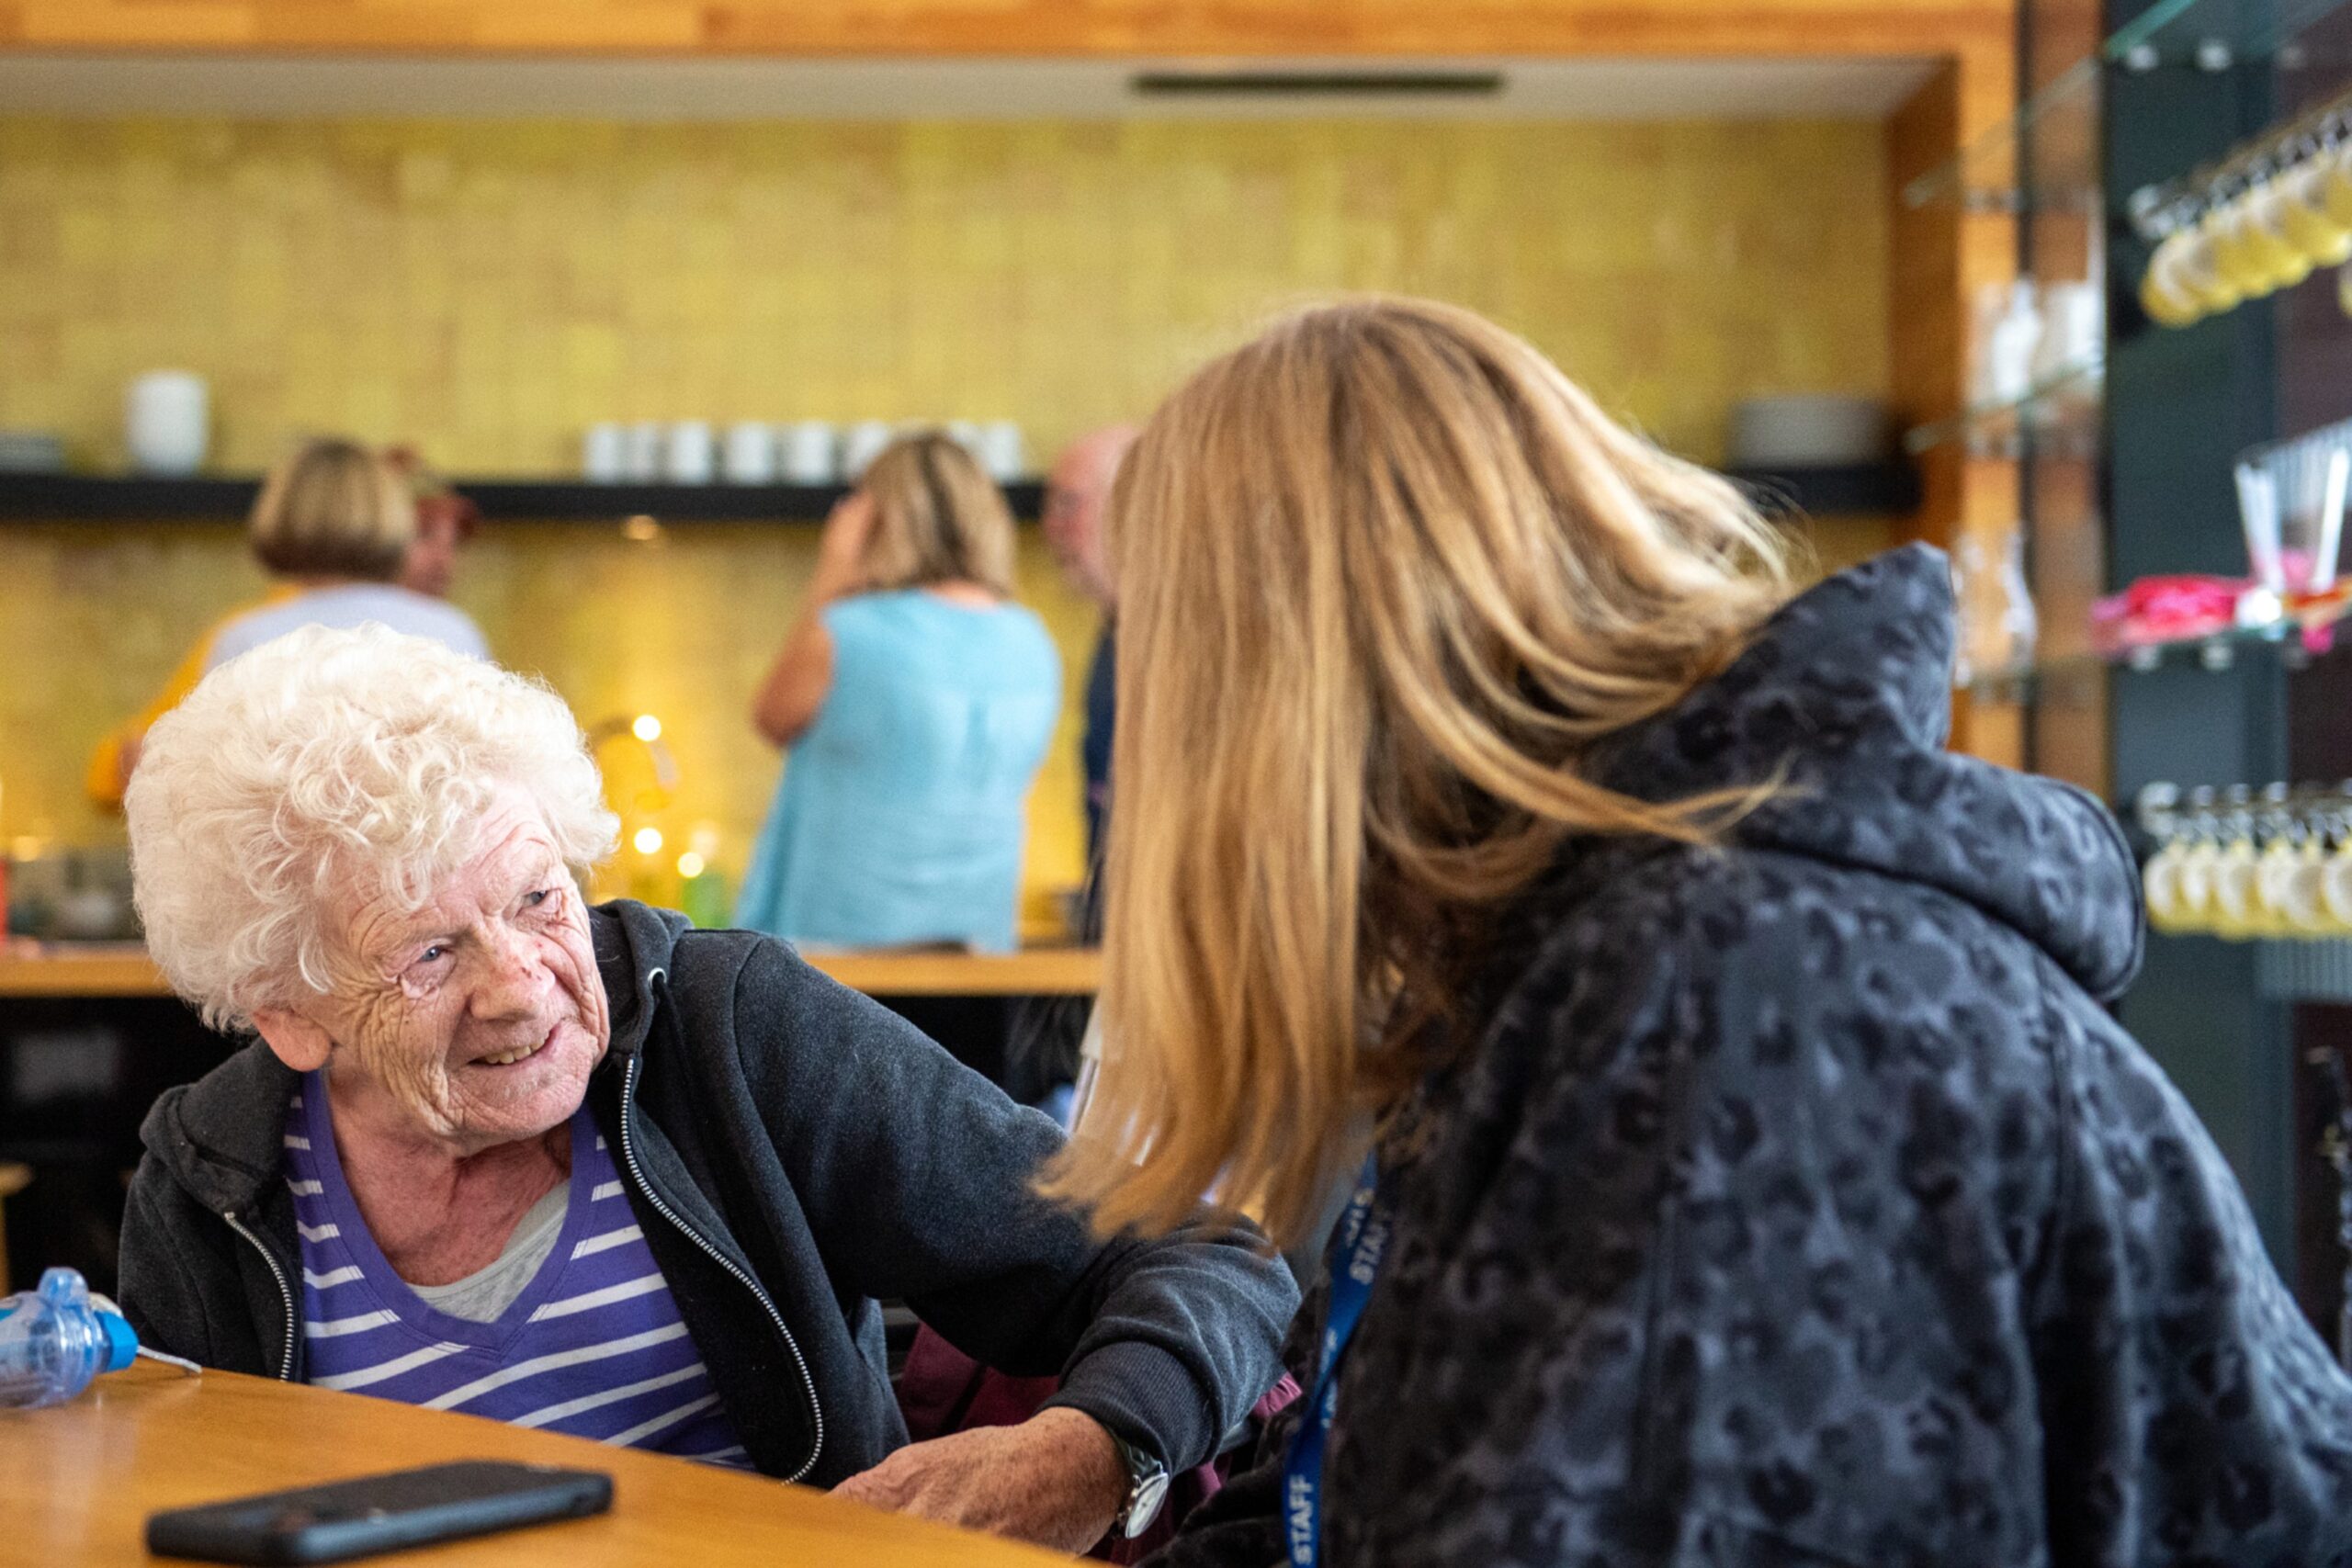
[1043,426,1136,868]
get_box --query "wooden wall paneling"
[2,0,2013,62]
[1886,52,2025,769]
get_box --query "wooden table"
[0,942,1101,1000]
[0,1361,1064,1568]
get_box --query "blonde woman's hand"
[814,490,877,594]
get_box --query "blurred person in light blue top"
[737,432,1060,952]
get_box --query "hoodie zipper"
[221,1208,296,1382]
[618,1021,824,1483]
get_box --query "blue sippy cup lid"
[97,1310,137,1373]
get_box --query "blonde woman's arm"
[751,491,872,746]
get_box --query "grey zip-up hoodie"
[119,901,1297,1486]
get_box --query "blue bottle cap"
[96,1309,138,1373]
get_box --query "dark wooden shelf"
[0,466,1905,524]
[0,472,1047,523]
[1723,461,1922,518]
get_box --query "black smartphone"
[145,1460,613,1564]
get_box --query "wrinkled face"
[312,792,609,1155]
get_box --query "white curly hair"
[125,625,618,1032]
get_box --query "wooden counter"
[0,1360,1062,1568]
[0,942,1100,1000]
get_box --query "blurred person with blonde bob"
[740,431,1059,953]
[1057,299,2352,1567]
[86,437,486,805]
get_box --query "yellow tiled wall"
[0,113,1889,917]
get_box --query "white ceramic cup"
[2035,283,2104,379]
[625,422,664,482]
[722,422,778,485]
[582,423,628,482]
[978,420,1024,481]
[665,422,716,484]
[842,421,894,480]
[782,421,838,485]
[126,370,209,476]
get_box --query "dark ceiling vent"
[1129,69,1506,99]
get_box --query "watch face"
[1123,1470,1172,1539]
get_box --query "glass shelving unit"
[1903,357,2106,457]
[1961,589,2352,696]
[1905,0,2352,217]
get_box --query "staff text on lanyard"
[1283,1153,1391,1568]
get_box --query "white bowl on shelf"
[1728,395,1890,468]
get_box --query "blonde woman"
[87,437,486,805]
[740,433,1059,952]
[1050,299,2352,1567]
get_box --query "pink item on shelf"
[2089,575,2247,653]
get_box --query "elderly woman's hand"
[831,1405,1130,1555]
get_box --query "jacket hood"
[138,1040,301,1217]
[139,898,696,1211]
[1591,544,2143,1001]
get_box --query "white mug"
[665,422,716,484]
[625,422,664,482]
[126,371,209,476]
[842,421,894,480]
[582,423,628,482]
[2034,283,2103,380]
[722,422,778,485]
[978,420,1025,482]
[782,421,838,485]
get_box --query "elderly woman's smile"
[254,787,614,1159]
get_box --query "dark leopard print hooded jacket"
[1151,545,2352,1568]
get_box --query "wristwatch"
[1110,1430,1171,1539]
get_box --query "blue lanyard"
[1283,1153,1390,1568]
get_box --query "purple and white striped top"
[284,1077,748,1467]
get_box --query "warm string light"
[633,827,664,855]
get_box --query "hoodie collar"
[592,898,693,1060]
[1590,544,2144,1001]
[138,1042,301,1216]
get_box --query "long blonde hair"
[857,433,1017,595]
[1039,298,1795,1245]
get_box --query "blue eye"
[523,889,552,908]
[421,944,448,964]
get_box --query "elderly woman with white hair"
[118,625,1295,1553]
